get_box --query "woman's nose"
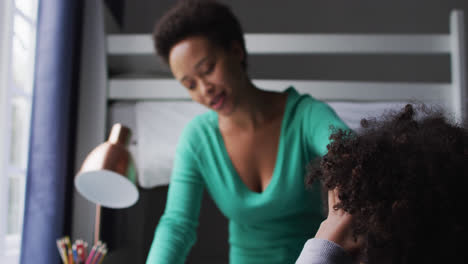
[199,79,215,95]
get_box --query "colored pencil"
[92,242,106,264]
[85,244,98,264]
[83,242,89,260]
[77,245,85,263]
[97,249,107,264]
[72,244,79,263]
[56,239,68,264]
[56,237,107,264]
[90,247,102,264]
[61,239,69,264]
[64,236,72,252]
[68,248,74,264]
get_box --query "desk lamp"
[74,123,139,243]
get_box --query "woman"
[146,1,348,263]
[297,104,468,264]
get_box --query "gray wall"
[122,0,467,34]
[120,0,467,83]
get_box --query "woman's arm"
[146,125,205,264]
[305,100,350,157]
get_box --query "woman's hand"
[315,189,363,256]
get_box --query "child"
[297,104,468,264]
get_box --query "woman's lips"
[211,92,226,110]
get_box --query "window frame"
[0,0,15,260]
[1,0,38,262]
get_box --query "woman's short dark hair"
[307,104,468,264]
[153,0,247,69]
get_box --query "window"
[0,0,39,263]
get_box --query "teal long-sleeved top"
[146,87,349,264]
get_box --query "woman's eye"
[188,82,196,90]
[183,80,196,90]
[203,63,215,74]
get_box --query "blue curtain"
[20,0,82,263]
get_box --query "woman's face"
[168,36,246,115]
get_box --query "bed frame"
[107,11,466,121]
[71,1,467,262]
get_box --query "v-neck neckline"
[214,87,295,196]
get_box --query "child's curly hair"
[307,104,468,264]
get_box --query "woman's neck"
[219,81,285,132]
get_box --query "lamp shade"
[75,124,139,208]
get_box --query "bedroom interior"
[70,0,467,263]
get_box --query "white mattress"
[109,101,413,188]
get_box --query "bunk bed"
[71,1,466,263]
